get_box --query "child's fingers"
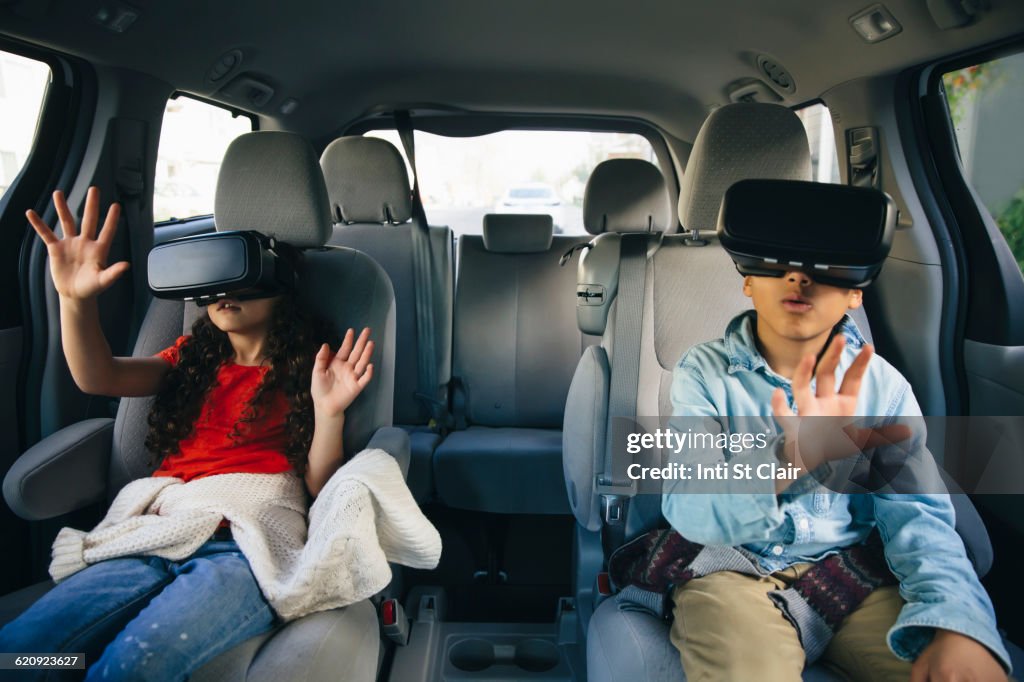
[771,387,794,418]
[357,363,374,389]
[348,327,371,365]
[838,345,874,398]
[52,190,77,238]
[336,328,355,362]
[791,353,816,408]
[353,339,374,376]
[26,210,58,245]
[81,186,99,240]
[814,335,845,398]
[97,261,130,289]
[313,343,331,373]
[96,201,122,249]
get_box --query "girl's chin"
[210,319,250,333]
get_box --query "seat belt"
[394,111,452,432]
[112,118,152,349]
[596,232,650,557]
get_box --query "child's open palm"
[771,335,911,473]
[311,328,375,419]
[26,187,129,300]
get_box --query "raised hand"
[310,327,375,420]
[771,335,910,473]
[26,187,129,300]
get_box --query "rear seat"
[321,136,453,502]
[565,102,997,681]
[434,158,673,515]
[434,214,588,514]
[567,102,849,681]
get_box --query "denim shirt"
[661,310,1010,670]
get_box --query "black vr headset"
[148,231,298,305]
[717,179,896,289]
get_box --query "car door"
[918,43,1024,645]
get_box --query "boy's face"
[743,270,862,342]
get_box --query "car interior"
[0,0,1023,680]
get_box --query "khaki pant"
[669,564,912,681]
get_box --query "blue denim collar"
[725,310,867,375]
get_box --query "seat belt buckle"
[601,495,626,525]
[380,598,410,646]
[595,480,635,525]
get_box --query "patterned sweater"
[49,448,441,622]
[609,528,895,662]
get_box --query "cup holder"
[448,636,561,675]
[514,638,560,672]
[449,639,496,672]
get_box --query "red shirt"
[152,336,295,528]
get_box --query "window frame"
[153,91,258,226]
[344,112,680,230]
[0,36,87,325]
[791,98,843,185]
[921,37,1024,347]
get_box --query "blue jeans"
[0,537,279,681]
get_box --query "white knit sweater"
[49,448,441,622]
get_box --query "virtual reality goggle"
[148,231,298,305]
[717,179,896,289]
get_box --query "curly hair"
[144,291,335,479]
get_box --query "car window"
[0,51,50,200]
[366,129,660,237]
[508,187,554,200]
[943,52,1024,274]
[154,95,253,223]
[794,102,841,184]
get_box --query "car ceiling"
[1,0,1024,141]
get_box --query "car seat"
[1,131,403,681]
[563,102,1002,681]
[322,135,453,503]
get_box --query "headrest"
[718,179,896,288]
[320,137,413,224]
[679,103,811,234]
[214,131,332,248]
[583,159,674,234]
[482,214,553,253]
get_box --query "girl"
[0,187,375,681]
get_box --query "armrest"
[3,418,114,521]
[365,426,411,479]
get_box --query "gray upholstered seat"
[1,131,400,681]
[433,214,589,514]
[432,427,566,514]
[321,135,452,503]
[434,161,673,515]
[565,102,999,680]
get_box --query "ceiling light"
[93,3,139,33]
[849,4,903,43]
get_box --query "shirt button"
[798,518,810,531]
[772,545,784,556]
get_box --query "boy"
[661,268,1010,681]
